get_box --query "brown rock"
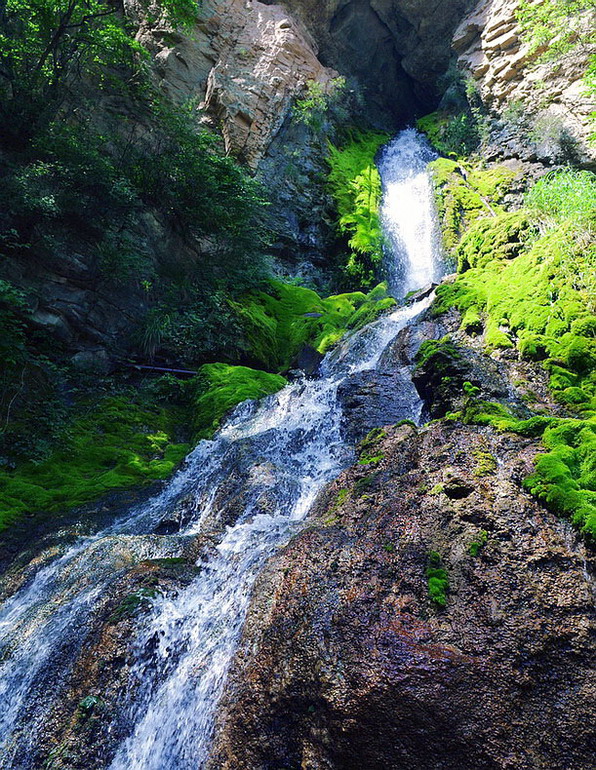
[210,421,596,769]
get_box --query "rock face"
[210,419,596,769]
[271,0,473,125]
[453,0,596,167]
[132,0,337,167]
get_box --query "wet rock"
[412,338,515,418]
[338,367,421,444]
[294,345,324,377]
[71,349,113,375]
[443,475,474,499]
[210,421,596,770]
[405,283,438,305]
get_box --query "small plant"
[468,530,488,556]
[357,453,384,466]
[358,427,387,453]
[293,77,346,131]
[426,551,449,607]
[77,695,102,721]
[328,487,349,517]
[354,474,376,496]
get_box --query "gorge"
[0,0,595,768]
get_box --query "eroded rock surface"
[131,0,337,166]
[210,420,596,769]
[272,0,472,124]
[454,0,596,167]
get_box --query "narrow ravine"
[0,129,442,770]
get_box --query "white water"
[0,129,441,770]
[379,128,441,296]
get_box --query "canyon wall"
[454,0,596,167]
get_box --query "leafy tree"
[0,0,198,146]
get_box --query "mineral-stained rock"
[210,420,596,770]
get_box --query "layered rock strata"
[454,0,596,167]
[131,0,337,166]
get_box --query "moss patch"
[426,551,449,607]
[428,158,517,253]
[192,363,287,440]
[235,279,396,372]
[0,396,190,531]
[430,162,596,541]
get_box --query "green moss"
[461,305,483,335]
[192,363,287,439]
[428,159,516,253]
[426,551,449,607]
[109,587,159,623]
[0,396,190,531]
[430,165,596,541]
[236,279,396,372]
[415,338,462,372]
[456,211,531,272]
[354,474,377,496]
[472,449,498,476]
[358,427,387,454]
[357,454,384,466]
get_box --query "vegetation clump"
[426,158,517,253]
[235,280,396,371]
[468,530,488,556]
[0,396,190,531]
[426,551,449,607]
[427,124,596,541]
[191,364,287,440]
[472,449,498,477]
[327,130,390,288]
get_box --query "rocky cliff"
[454,0,596,168]
[209,319,596,770]
[132,0,338,168]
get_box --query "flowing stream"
[0,128,441,769]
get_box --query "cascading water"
[379,129,443,297]
[0,129,441,770]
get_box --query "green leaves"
[327,131,389,289]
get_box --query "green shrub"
[416,111,481,157]
[468,530,488,556]
[526,168,596,223]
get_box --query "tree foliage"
[0,0,198,145]
[327,130,389,288]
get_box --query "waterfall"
[379,128,442,296]
[0,129,442,770]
